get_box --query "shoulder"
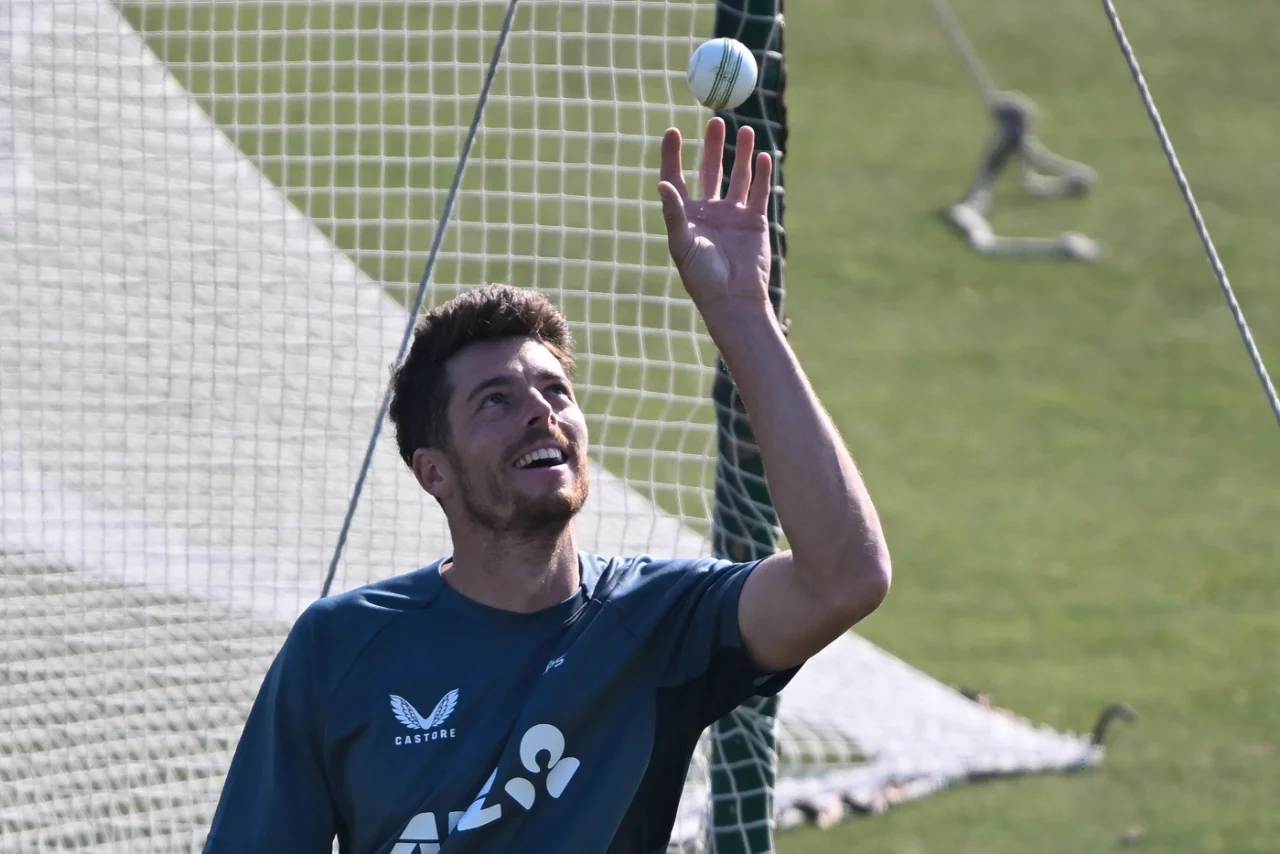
[288,561,447,660]
[308,562,444,619]
[584,552,760,609]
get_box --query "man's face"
[427,337,589,535]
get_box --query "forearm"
[703,301,889,591]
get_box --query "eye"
[480,391,507,409]
[547,382,573,399]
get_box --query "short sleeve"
[203,609,340,853]
[655,558,801,728]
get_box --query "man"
[203,118,890,853]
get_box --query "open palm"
[657,118,774,315]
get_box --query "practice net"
[0,0,1103,850]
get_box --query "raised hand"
[657,117,773,318]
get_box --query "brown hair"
[388,284,574,465]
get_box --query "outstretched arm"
[657,118,890,673]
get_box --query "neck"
[441,521,581,613]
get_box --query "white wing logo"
[390,689,459,731]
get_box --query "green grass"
[120,0,1279,851]
[778,1,1279,851]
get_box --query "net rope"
[322,0,523,598]
[1100,0,1280,427]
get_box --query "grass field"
[121,0,1280,851]
[779,2,1279,851]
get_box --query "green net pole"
[707,1,788,852]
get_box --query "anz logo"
[391,723,580,852]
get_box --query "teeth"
[516,447,565,469]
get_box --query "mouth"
[513,445,569,471]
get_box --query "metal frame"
[929,0,1102,261]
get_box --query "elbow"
[798,539,891,623]
[868,556,893,611]
[846,548,891,619]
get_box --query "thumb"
[657,181,688,234]
[656,181,692,263]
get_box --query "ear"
[412,447,454,501]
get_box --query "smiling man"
[203,118,891,854]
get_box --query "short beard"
[451,450,590,540]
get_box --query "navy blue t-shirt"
[203,554,800,854]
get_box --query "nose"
[524,387,556,429]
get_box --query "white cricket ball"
[686,38,758,112]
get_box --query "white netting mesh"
[0,0,1101,851]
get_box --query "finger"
[659,128,690,200]
[657,181,696,272]
[699,117,725,201]
[746,150,773,215]
[657,180,690,247]
[726,124,755,205]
